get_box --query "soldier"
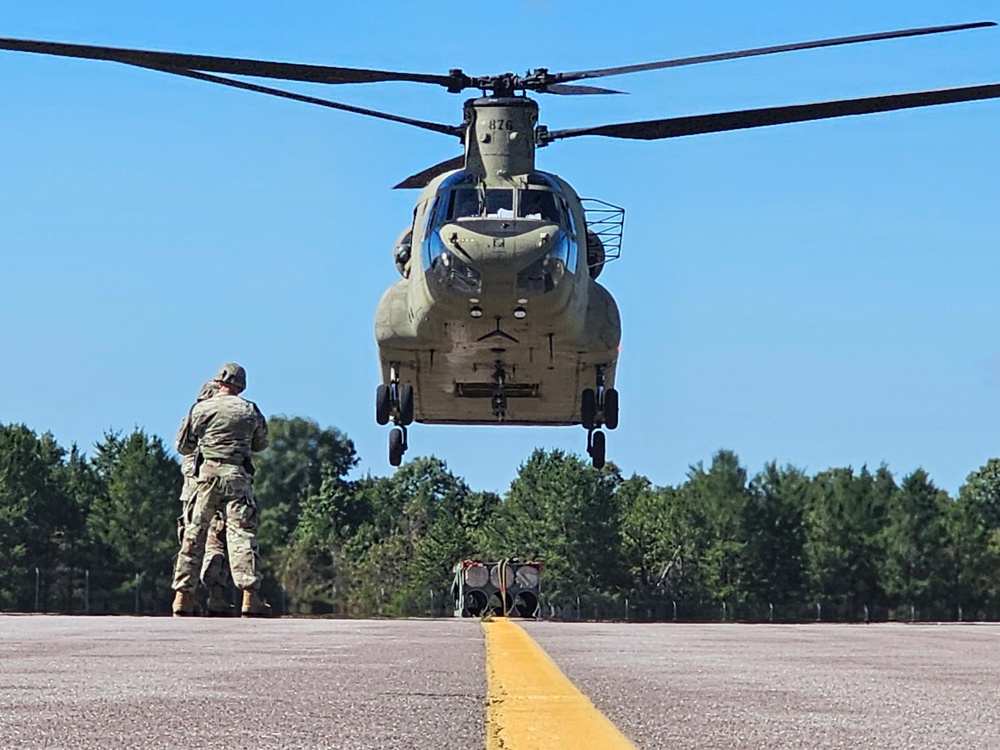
[176,379,232,616]
[171,362,270,617]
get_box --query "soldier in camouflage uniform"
[171,363,270,617]
[176,379,233,615]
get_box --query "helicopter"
[1,21,998,469]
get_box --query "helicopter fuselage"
[374,96,622,443]
[375,163,621,426]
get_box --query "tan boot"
[172,590,195,617]
[241,589,272,618]
[206,585,233,617]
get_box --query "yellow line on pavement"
[483,618,636,750]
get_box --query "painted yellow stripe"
[483,618,636,750]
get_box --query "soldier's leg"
[224,484,261,592]
[201,511,229,587]
[172,477,223,596]
[201,511,233,615]
[177,476,197,546]
[224,478,270,616]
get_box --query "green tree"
[957,458,1000,528]
[88,429,181,613]
[881,469,949,616]
[677,450,751,609]
[0,425,88,611]
[255,416,357,553]
[743,462,807,606]
[252,416,357,610]
[803,466,890,618]
[618,475,689,616]
[945,460,1000,617]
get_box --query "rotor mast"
[462,97,539,182]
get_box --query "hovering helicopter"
[2,21,999,468]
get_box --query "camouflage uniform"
[172,377,268,597]
[176,380,229,592]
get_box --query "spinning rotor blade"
[545,83,626,95]
[0,36,456,88]
[549,22,995,85]
[546,82,1000,142]
[141,66,461,137]
[394,155,466,189]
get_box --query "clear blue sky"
[1,1,998,495]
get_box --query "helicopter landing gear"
[376,365,414,466]
[375,384,391,425]
[587,429,606,470]
[491,361,508,421]
[388,426,407,467]
[581,366,618,468]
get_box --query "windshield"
[485,189,514,218]
[443,188,515,220]
[517,189,560,221]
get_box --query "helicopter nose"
[443,222,555,270]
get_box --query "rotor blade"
[551,21,996,84]
[394,155,466,189]
[544,83,626,95]
[546,82,1000,142]
[138,66,461,137]
[0,36,457,88]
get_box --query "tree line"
[1,418,998,620]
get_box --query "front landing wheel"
[589,430,606,469]
[389,428,405,467]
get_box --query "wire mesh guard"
[452,559,541,618]
[581,198,624,275]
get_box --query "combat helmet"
[214,362,247,392]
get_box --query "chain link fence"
[5,569,998,623]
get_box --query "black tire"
[580,388,597,430]
[376,384,392,425]
[389,428,404,467]
[590,430,606,469]
[603,388,619,430]
[398,383,415,426]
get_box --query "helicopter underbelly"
[413,334,615,426]
[374,279,621,426]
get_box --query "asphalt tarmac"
[523,621,1000,749]
[1,616,997,749]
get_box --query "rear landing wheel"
[603,388,619,430]
[398,383,414,425]
[375,384,391,425]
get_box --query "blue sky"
[1,1,998,496]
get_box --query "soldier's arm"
[251,405,269,452]
[178,401,213,455]
[175,409,198,455]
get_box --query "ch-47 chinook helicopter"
[2,21,999,468]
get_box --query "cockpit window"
[448,189,481,220]
[443,188,515,220]
[484,189,514,218]
[518,189,560,221]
